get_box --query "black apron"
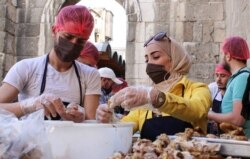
[207,91,222,135]
[140,86,193,141]
[211,91,222,113]
[40,54,83,120]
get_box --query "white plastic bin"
[45,120,134,159]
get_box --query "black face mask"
[146,63,170,84]
[54,36,83,62]
[102,87,112,95]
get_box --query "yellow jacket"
[121,76,211,134]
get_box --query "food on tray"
[192,127,206,137]
[206,133,219,139]
[108,100,112,108]
[108,128,222,159]
[107,99,119,123]
[177,123,248,141]
[220,133,248,141]
[219,123,243,134]
[219,122,248,141]
[20,148,42,159]
[109,123,250,159]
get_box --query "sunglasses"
[144,32,170,47]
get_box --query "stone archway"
[1,0,250,84]
[0,0,226,84]
[0,0,81,80]
[114,0,226,85]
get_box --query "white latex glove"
[20,97,43,115]
[96,104,113,123]
[65,103,85,123]
[20,93,65,118]
[109,86,153,110]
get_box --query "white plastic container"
[45,120,134,159]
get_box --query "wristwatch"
[153,91,166,108]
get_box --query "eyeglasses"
[144,32,170,47]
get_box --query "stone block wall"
[0,0,69,81]
[170,0,226,84]
[225,0,250,55]
[0,0,16,79]
[125,0,227,85]
[1,0,250,85]
[125,0,171,85]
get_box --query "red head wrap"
[80,41,99,66]
[215,64,231,76]
[221,36,250,60]
[54,5,94,40]
[112,78,128,94]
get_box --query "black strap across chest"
[211,91,222,113]
[40,54,83,106]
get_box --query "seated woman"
[96,32,211,141]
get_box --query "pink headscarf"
[215,64,231,76]
[221,36,250,60]
[79,41,99,66]
[53,5,94,40]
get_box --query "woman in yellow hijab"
[96,32,211,141]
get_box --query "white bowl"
[45,120,134,159]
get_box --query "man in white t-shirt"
[208,64,231,113]
[207,64,231,134]
[0,5,101,122]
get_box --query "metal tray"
[170,136,250,157]
[133,134,250,157]
[195,137,250,157]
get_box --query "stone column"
[169,0,225,84]
[125,0,170,85]
[0,0,70,81]
[225,0,250,65]
[0,0,17,80]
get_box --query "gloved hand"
[65,103,85,123]
[109,86,153,110]
[20,93,66,119]
[20,97,42,115]
[96,104,113,123]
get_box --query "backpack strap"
[242,72,250,119]
[231,70,250,79]
[230,69,250,119]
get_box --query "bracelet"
[150,88,166,109]
[153,91,166,108]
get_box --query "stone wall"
[0,0,250,85]
[125,0,226,85]
[225,0,250,51]
[0,0,75,81]
[171,0,225,84]
[125,0,171,85]
[0,0,17,80]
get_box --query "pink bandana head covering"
[79,41,99,66]
[53,5,94,40]
[215,64,231,76]
[221,36,250,60]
